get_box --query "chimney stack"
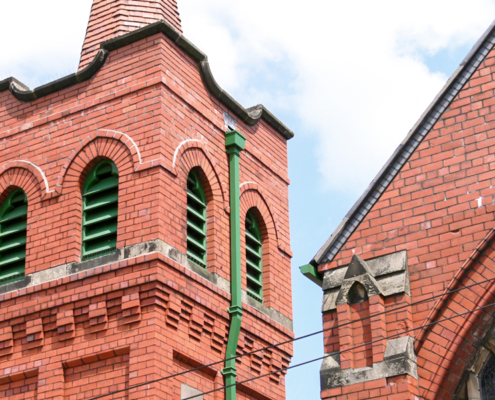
[78,0,182,70]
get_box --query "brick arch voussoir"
[240,182,281,250]
[174,144,226,208]
[415,229,495,400]
[59,131,139,191]
[0,161,51,201]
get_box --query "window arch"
[82,160,119,261]
[480,353,495,399]
[245,210,263,302]
[0,189,27,285]
[186,170,207,268]
[463,344,495,400]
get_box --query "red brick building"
[302,18,495,400]
[0,1,294,399]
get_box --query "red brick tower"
[0,1,294,399]
[302,18,495,400]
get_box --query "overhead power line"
[182,297,495,400]
[87,277,495,400]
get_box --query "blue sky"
[1,1,495,399]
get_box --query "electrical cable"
[181,297,495,400]
[88,282,495,400]
[89,273,495,395]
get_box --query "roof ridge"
[311,19,495,266]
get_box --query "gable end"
[312,19,495,266]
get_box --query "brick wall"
[79,0,182,70]
[0,19,293,400]
[319,40,495,400]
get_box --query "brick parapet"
[0,34,289,182]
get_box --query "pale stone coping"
[0,239,293,332]
[181,383,203,400]
[320,336,417,390]
[322,251,410,312]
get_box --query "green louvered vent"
[0,189,27,285]
[245,211,262,302]
[187,171,207,268]
[82,161,119,261]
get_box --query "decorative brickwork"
[0,325,13,356]
[56,310,75,341]
[0,1,293,398]
[0,368,38,400]
[240,184,290,310]
[25,318,44,349]
[122,293,141,325]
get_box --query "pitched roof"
[311,19,495,267]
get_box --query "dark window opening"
[348,281,368,305]
[480,352,495,400]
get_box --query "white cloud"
[2,1,494,194]
[0,1,92,88]
[180,0,495,193]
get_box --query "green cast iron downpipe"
[222,130,246,400]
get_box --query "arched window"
[186,170,207,268]
[82,160,119,261]
[480,353,495,399]
[245,210,263,302]
[0,189,27,285]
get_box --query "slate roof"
[311,19,495,266]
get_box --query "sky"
[1,1,495,399]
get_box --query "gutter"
[299,264,323,287]
[222,130,246,400]
[0,20,293,141]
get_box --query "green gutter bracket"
[300,264,323,287]
[222,130,246,400]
